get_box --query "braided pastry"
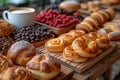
[0,66,35,80]
[45,38,67,53]
[0,54,13,72]
[72,37,99,58]
[26,54,60,80]
[0,20,13,37]
[7,40,36,66]
[63,46,88,62]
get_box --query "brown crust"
[105,8,116,20]
[0,66,35,80]
[108,32,120,40]
[75,24,90,32]
[7,40,36,66]
[0,19,13,37]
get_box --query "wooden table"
[72,49,120,80]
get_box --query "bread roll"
[59,1,80,12]
[75,24,91,32]
[7,40,36,66]
[26,54,60,80]
[0,66,35,80]
[45,38,67,53]
[105,8,116,20]
[108,32,120,40]
[63,46,88,62]
[0,54,13,72]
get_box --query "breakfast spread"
[0,0,119,79]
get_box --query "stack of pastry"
[102,0,120,5]
[80,1,101,12]
[98,18,120,40]
[63,32,110,62]
[0,19,14,55]
[45,30,86,53]
[76,8,116,32]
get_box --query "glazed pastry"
[84,32,110,49]
[0,54,13,72]
[7,40,36,66]
[63,46,88,62]
[0,19,13,37]
[0,66,35,80]
[72,37,99,58]
[68,30,86,38]
[75,24,91,32]
[110,23,120,32]
[108,32,120,40]
[81,21,94,31]
[26,54,60,80]
[58,33,76,45]
[45,38,67,53]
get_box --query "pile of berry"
[47,5,66,14]
[36,10,79,28]
[12,23,53,43]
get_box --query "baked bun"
[0,66,35,80]
[105,8,116,20]
[7,40,36,66]
[58,33,76,45]
[75,24,91,32]
[26,54,60,80]
[108,32,120,40]
[0,54,13,72]
[68,30,86,38]
[45,38,67,53]
[59,1,80,12]
[72,37,99,58]
[84,32,110,49]
[0,19,13,37]
[63,46,88,62]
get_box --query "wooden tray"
[36,22,76,35]
[37,43,116,74]
[52,65,73,80]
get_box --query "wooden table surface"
[72,49,120,80]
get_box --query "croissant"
[7,40,36,66]
[0,54,13,72]
[0,66,35,80]
[72,37,99,58]
[26,53,61,80]
[45,38,67,53]
[0,19,13,37]
[63,46,88,62]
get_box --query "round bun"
[26,54,61,80]
[0,66,35,80]
[45,38,67,53]
[7,40,36,66]
[0,19,13,37]
[63,46,88,62]
[59,1,80,12]
[72,37,99,58]
[0,54,13,72]
[108,32,120,40]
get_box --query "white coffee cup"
[2,7,36,27]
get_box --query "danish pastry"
[0,54,13,72]
[0,66,35,80]
[72,37,99,58]
[7,40,36,66]
[26,54,60,80]
[0,19,13,37]
[63,46,88,62]
[45,38,67,53]
[68,30,86,38]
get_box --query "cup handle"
[2,10,9,22]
